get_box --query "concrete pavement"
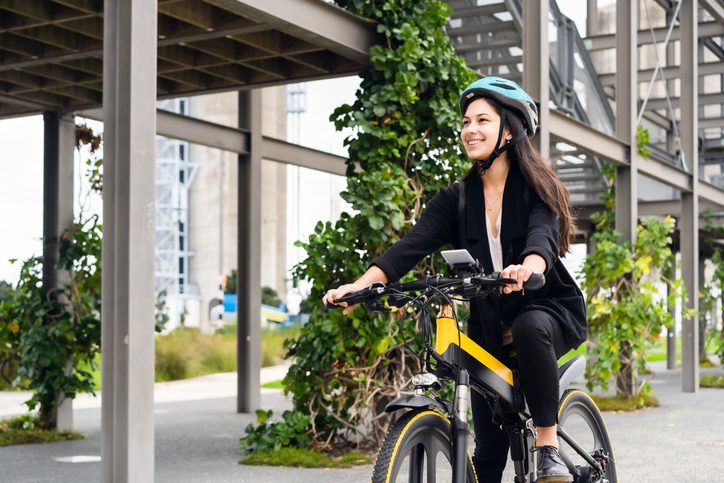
[0,362,723,482]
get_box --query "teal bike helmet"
[459,76,539,172]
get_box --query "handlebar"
[326,272,545,308]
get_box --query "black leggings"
[470,310,570,483]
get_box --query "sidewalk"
[1,362,723,482]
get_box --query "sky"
[0,3,593,285]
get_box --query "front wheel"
[557,390,617,483]
[371,409,477,483]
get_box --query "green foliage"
[0,124,105,429]
[261,326,299,367]
[590,393,659,412]
[700,374,724,388]
[239,409,311,455]
[262,286,282,306]
[155,327,237,381]
[285,0,476,447]
[581,164,688,399]
[635,124,651,158]
[0,215,103,428]
[240,447,370,468]
[0,415,83,447]
[155,289,171,333]
[0,280,10,303]
[699,211,724,368]
[224,269,237,295]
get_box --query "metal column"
[42,110,75,431]
[680,0,699,392]
[237,90,262,413]
[101,0,158,481]
[615,0,638,243]
[522,0,550,160]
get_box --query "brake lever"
[366,298,391,313]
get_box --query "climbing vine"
[283,0,476,448]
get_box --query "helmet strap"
[476,108,526,175]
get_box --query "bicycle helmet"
[459,76,539,172]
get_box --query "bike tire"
[558,390,617,483]
[371,409,478,483]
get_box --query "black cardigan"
[370,162,587,359]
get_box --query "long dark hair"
[461,98,576,255]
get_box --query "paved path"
[1,362,723,482]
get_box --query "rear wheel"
[557,390,617,483]
[371,409,477,483]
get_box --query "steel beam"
[644,92,724,111]
[42,110,75,431]
[597,61,724,86]
[700,117,724,129]
[205,0,377,65]
[638,155,691,192]
[615,0,639,243]
[101,0,157,481]
[701,0,724,25]
[261,137,347,176]
[78,107,350,173]
[237,89,262,413]
[550,111,627,163]
[522,0,549,160]
[584,21,723,51]
[680,0,699,393]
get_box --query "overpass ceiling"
[0,0,375,119]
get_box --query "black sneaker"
[534,445,573,483]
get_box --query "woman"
[323,77,586,483]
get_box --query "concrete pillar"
[523,0,550,160]
[42,110,75,431]
[615,0,639,243]
[237,90,262,413]
[101,0,158,481]
[586,0,599,37]
[679,0,699,393]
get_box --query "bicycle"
[327,249,616,483]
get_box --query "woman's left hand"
[501,264,533,294]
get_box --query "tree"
[0,124,103,428]
[285,0,476,447]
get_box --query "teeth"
[468,140,482,145]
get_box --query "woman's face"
[460,97,512,160]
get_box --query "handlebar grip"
[325,291,365,308]
[523,273,545,290]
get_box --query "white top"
[485,210,513,346]
[485,211,503,272]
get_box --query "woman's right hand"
[322,282,368,315]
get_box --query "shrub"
[239,409,311,455]
[0,415,83,447]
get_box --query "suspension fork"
[452,369,470,483]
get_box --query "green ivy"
[284,0,476,447]
[636,124,651,158]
